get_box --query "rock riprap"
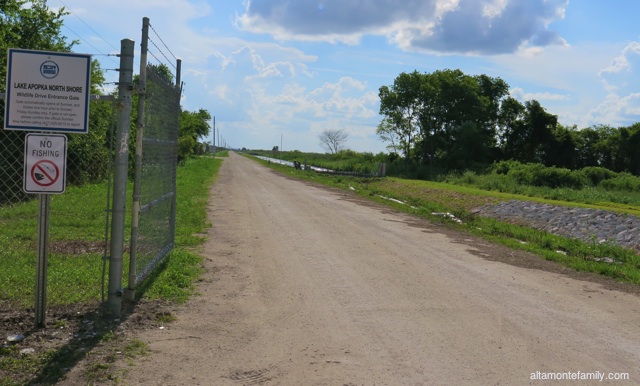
[472,200,640,252]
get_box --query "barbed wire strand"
[148,38,178,72]
[148,22,178,62]
[147,49,166,70]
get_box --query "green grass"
[0,155,223,385]
[0,182,123,308]
[249,149,384,174]
[251,156,640,288]
[135,155,222,303]
[212,150,229,157]
[0,156,221,309]
[444,170,640,209]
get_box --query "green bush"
[506,162,542,185]
[492,160,522,175]
[503,162,587,189]
[579,166,618,186]
[600,173,640,191]
[538,167,587,189]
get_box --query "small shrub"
[600,173,640,191]
[579,166,618,186]
[460,170,477,185]
[492,160,522,175]
[505,163,587,189]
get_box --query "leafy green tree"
[497,96,527,159]
[573,126,604,168]
[376,117,402,156]
[178,108,211,161]
[595,125,625,172]
[417,69,507,168]
[378,71,423,161]
[0,0,76,92]
[0,0,78,203]
[67,60,112,184]
[379,69,508,170]
[545,124,579,169]
[523,100,558,163]
[616,123,640,175]
[498,99,557,164]
[446,121,493,170]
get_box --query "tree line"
[0,1,211,204]
[377,69,640,176]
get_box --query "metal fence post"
[127,17,149,301]
[105,39,135,317]
[170,57,182,245]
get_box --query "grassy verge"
[250,156,640,287]
[136,155,222,303]
[211,149,229,157]
[0,155,223,385]
[0,181,127,308]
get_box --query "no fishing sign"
[23,133,67,194]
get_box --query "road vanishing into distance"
[125,152,640,385]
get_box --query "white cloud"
[510,87,569,102]
[598,41,640,92]
[599,41,640,75]
[199,42,379,149]
[238,0,569,55]
[589,93,640,127]
[586,40,640,127]
[57,0,639,151]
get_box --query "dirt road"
[124,152,640,385]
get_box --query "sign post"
[4,47,90,327]
[35,194,50,328]
[23,133,67,327]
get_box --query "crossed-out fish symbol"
[34,163,56,181]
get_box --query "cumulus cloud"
[598,41,640,93]
[238,0,568,55]
[589,93,640,127]
[204,43,378,149]
[589,41,640,126]
[510,87,569,102]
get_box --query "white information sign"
[24,134,67,194]
[4,48,91,133]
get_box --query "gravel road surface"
[124,152,640,385]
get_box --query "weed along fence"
[0,17,181,325]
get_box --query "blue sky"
[54,0,640,153]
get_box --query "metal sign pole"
[35,193,50,328]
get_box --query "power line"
[57,0,119,51]
[62,24,119,65]
[56,0,119,66]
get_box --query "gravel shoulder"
[120,152,640,385]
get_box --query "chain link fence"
[1,18,182,320]
[129,65,180,286]
[0,97,116,311]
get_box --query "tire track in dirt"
[122,152,640,385]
